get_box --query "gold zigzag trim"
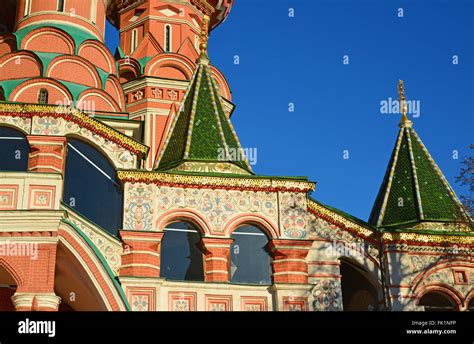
[382,232,474,246]
[307,199,374,238]
[117,171,315,192]
[0,103,149,155]
[308,199,473,245]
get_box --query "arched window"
[63,138,123,235]
[37,89,49,104]
[130,28,138,53]
[419,291,458,311]
[24,0,32,17]
[0,126,29,171]
[340,258,380,311]
[230,225,271,285]
[0,266,17,311]
[57,0,65,12]
[0,87,5,101]
[164,25,171,52]
[160,222,204,281]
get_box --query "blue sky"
[106,0,473,221]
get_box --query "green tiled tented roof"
[369,122,471,229]
[154,58,253,174]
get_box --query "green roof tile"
[369,122,471,229]
[155,57,252,175]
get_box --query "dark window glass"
[0,87,5,101]
[419,292,458,311]
[63,138,123,235]
[165,25,171,52]
[0,127,29,171]
[58,0,65,12]
[230,225,271,285]
[37,89,48,104]
[160,222,204,281]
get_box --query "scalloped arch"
[78,40,116,74]
[104,75,125,110]
[77,88,121,113]
[118,57,141,83]
[0,34,17,58]
[145,54,195,81]
[21,27,75,55]
[0,51,42,80]
[10,77,73,105]
[47,55,102,89]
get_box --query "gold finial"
[398,79,411,127]
[199,15,210,59]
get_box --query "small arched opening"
[419,291,459,311]
[339,258,380,311]
[230,225,271,285]
[0,265,17,311]
[160,221,204,282]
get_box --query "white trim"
[90,0,97,24]
[205,270,228,274]
[12,82,70,103]
[273,271,308,276]
[0,137,25,140]
[122,251,160,258]
[232,232,266,237]
[164,228,198,234]
[24,0,32,17]
[205,257,228,262]
[131,28,138,53]
[120,264,160,270]
[29,165,63,173]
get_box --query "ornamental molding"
[382,232,474,246]
[0,103,149,156]
[307,199,375,240]
[118,171,315,192]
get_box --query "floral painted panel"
[0,115,32,133]
[123,184,279,235]
[124,183,155,231]
[156,187,278,234]
[279,192,308,239]
[31,116,137,169]
[311,279,343,311]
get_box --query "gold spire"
[398,80,412,127]
[199,15,210,60]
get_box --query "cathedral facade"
[0,0,472,312]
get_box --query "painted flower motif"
[132,295,149,311]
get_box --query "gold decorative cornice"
[118,171,315,192]
[0,103,149,156]
[307,199,375,239]
[190,0,215,16]
[382,232,474,246]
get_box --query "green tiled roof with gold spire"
[154,15,252,175]
[369,81,472,231]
